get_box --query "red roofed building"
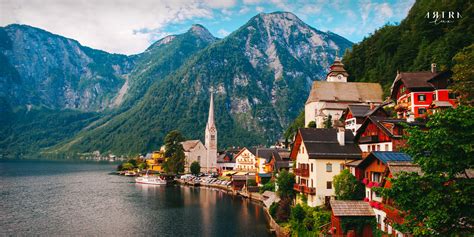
[390,64,456,119]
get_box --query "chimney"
[431,63,437,73]
[337,127,345,146]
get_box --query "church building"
[305,58,384,128]
[204,92,218,172]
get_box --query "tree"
[333,169,365,200]
[276,169,296,199]
[451,44,474,106]
[284,110,304,140]
[163,130,186,174]
[380,106,474,236]
[137,162,147,170]
[323,114,332,128]
[190,161,201,176]
[307,121,316,128]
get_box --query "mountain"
[118,24,218,108]
[55,12,353,156]
[343,0,473,94]
[0,24,134,111]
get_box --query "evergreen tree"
[163,130,185,174]
[333,169,365,200]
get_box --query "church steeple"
[206,93,215,129]
[205,91,217,173]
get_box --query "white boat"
[135,175,166,185]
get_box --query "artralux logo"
[425,11,462,25]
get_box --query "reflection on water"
[0,160,271,236]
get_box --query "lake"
[0,160,272,236]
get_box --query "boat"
[124,170,137,176]
[135,175,166,185]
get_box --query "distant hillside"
[343,0,473,94]
[53,12,352,156]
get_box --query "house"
[330,200,376,237]
[216,150,237,172]
[356,151,420,236]
[181,140,207,172]
[231,174,256,191]
[255,148,291,185]
[390,64,456,119]
[340,103,389,134]
[305,58,384,128]
[290,127,362,207]
[354,116,425,157]
[146,151,165,172]
[234,147,257,172]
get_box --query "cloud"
[239,6,250,14]
[0,0,216,55]
[256,6,265,12]
[217,29,230,37]
[203,0,236,9]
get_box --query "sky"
[0,0,415,55]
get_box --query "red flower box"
[364,197,369,202]
[362,178,368,185]
[367,181,374,188]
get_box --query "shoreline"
[175,179,289,237]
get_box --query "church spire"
[207,92,215,129]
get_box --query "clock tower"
[325,57,348,82]
[205,92,217,173]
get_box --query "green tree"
[121,163,134,170]
[284,110,304,140]
[276,169,296,199]
[190,161,201,176]
[380,106,474,236]
[137,162,147,170]
[291,204,306,223]
[451,44,474,106]
[307,121,316,128]
[333,169,365,200]
[323,114,332,128]
[163,130,186,174]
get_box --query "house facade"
[341,103,389,134]
[255,148,291,185]
[234,147,257,172]
[356,151,420,236]
[181,140,207,172]
[305,58,384,128]
[390,64,456,119]
[290,127,362,207]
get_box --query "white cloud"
[203,0,236,9]
[239,6,250,14]
[243,0,262,4]
[0,0,216,55]
[217,29,230,37]
[256,6,264,12]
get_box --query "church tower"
[325,57,348,82]
[205,92,217,173]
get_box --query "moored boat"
[135,175,166,185]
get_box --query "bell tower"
[205,92,217,172]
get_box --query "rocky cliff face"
[57,12,353,154]
[0,24,133,111]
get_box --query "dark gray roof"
[347,104,371,117]
[299,128,362,159]
[256,148,290,163]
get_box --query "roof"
[330,200,375,217]
[275,161,291,169]
[357,152,413,169]
[355,116,425,141]
[306,81,383,104]
[298,128,362,159]
[390,71,451,100]
[217,152,235,163]
[431,100,453,108]
[256,148,290,163]
[327,59,349,77]
[387,161,422,176]
[347,104,371,117]
[181,140,201,152]
[346,159,362,167]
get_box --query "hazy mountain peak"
[188,24,216,42]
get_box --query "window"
[368,146,371,152]
[311,163,313,172]
[373,172,381,182]
[418,94,426,101]
[433,93,437,101]
[377,145,380,151]
[449,92,456,99]
[326,163,332,172]
[327,181,332,189]
[197,156,201,163]
[211,135,215,140]
[377,215,381,224]
[340,163,344,171]
[311,179,313,187]
[385,144,389,151]
[418,108,426,115]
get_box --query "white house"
[305,58,383,128]
[181,140,207,172]
[290,127,362,207]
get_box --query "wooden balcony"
[359,135,379,143]
[293,183,303,192]
[303,186,316,195]
[294,168,309,177]
[293,184,316,195]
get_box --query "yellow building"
[147,151,165,172]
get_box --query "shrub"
[276,197,292,222]
[269,202,279,218]
[259,180,275,193]
[291,204,306,223]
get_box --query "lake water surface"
[0,160,271,236]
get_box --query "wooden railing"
[294,168,309,177]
